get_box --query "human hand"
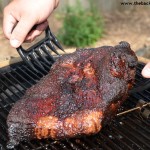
[3,0,59,48]
[141,62,150,78]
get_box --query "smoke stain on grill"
[0,62,150,150]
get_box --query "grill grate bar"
[35,142,53,150]
[58,140,78,150]
[46,141,67,150]
[134,77,150,89]
[132,113,150,126]
[0,131,7,142]
[111,126,145,150]
[22,65,42,80]
[0,107,8,119]
[0,62,149,150]
[17,67,37,84]
[7,72,27,90]
[55,142,72,150]
[134,77,143,83]
[118,121,150,149]
[0,92,14,106]
[100,133,122,150]
[65,139,85,150]
[81,137,101,149]
[72,139,92,150]
[138,93,150,101]
[126,116,150,134]
[48,144,61,150]
[0,87,16,103]
[18,143,27,150]
[0,78,21,99]
[93,135,112,150]
[11,69,33,87]
[23,142,37,150]
[101,129,133,150]
[0,104,9,114]
[125,121,150,141]
[33,142,54,150]
[1,74,24,95]
[0,118,7,130]
[29,140,43,149]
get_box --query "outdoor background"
[0,0,150,60]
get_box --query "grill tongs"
[16,25,64,72]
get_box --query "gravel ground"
[0,8,150,61]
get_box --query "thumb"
[10,17,35,48]
[141,62,150,78]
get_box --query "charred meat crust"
[7,41,138,148]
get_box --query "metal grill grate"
[0,60,150,150]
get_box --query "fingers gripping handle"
[16,25,64,72]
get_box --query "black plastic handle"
[16,25,51,52]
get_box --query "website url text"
[121,1,150,5]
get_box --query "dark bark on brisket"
[7,41,138,148]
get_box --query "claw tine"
[26,59,39,72]
[17,48,38,72]
[29,52,46,71]
[24,56,38,72]
[50,32,64,51]
[46,41,60,55]
[35,48,52,65]
[41,45,55,63]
